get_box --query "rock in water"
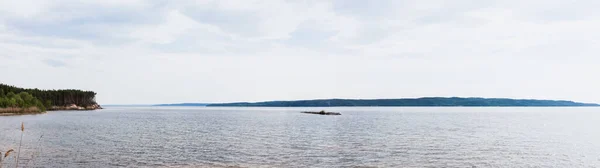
[301,111,341,115]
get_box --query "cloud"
[0,0,599,104]
[42,59,67,67]
[130,10,200,44]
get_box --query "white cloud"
[0,0,51,18]
[130,10,200,44]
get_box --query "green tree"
[19,92,33,102]
[6,92,16,99]
[45,100,52,108]
[35,100,46,111]
[7,98,17,107]
[0,97,7,107]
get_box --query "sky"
[0,0,599,104]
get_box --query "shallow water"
[1,107,600,167]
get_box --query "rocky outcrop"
[49,104,103,111]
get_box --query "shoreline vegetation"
[0,123,43,168]
[0,83,102,115]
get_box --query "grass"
[0,149,14,168]
[0,122,43,168]
[15,122,23,168]
[0,108,45,116]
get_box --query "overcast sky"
[1,0,599,104]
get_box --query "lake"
[1,107,600,167]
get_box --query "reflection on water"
[1,107,600,167]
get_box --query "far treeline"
[207,97,600,107]
[0,83,98,112]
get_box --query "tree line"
[0,83,98,111]
[0,92,47,111]
[207,97,600,107]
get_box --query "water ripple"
[1,107,600,167]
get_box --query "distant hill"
[206,97,599,107]
[155,103,209,107]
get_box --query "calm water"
[1,107,600,167]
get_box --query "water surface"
[1,107,599,167]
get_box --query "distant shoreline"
[195,97,600,107]
[154,103,209,107]
[156,105,600,108]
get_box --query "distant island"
[0,83,101,115]
[155,103,209,107]
[204,97,599,107]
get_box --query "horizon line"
[105,97,599,106]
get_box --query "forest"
[0,83,98,113]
